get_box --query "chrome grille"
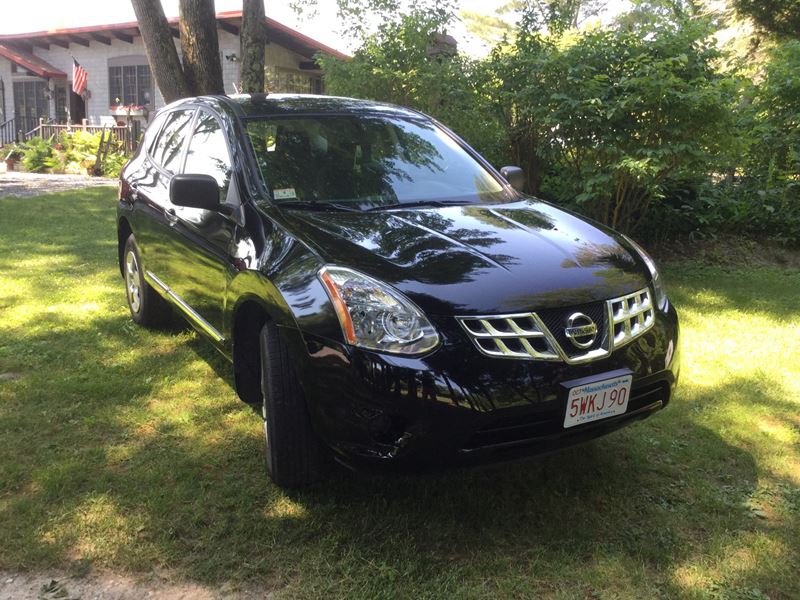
[609,288,654,347]
[536,302,608,358]
[456,314,560,360]
[457,286,655,364]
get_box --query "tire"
[123,234,171,327]
[259,321,325,487]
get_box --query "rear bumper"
[289,302,680,471]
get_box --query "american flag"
[72,58,87,96]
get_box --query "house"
[0,10,348,143]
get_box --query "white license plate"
[563,373,632,429]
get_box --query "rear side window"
[184,111,232,200]
[142,112,169,156]
[151,109,194,173]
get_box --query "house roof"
[0,11,349,64]
[217,11,349,61]
[0,42,66,78]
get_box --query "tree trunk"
[179,0,225,96]
[131,0,189,103]
[241,0,267,93]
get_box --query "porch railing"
[0,117,16,146]
[21,119,142,153]
[16,116,43,138]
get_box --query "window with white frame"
[108,56,153,108]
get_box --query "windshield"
[244,114,512,210]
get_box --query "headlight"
[318,266,440,355]
[623,235,667,310]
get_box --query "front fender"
[225,202,344,347]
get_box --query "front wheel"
[123,234,171,327]
[259,321,326,487]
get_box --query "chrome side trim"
[145,270,226,343]
[457,286,655,364]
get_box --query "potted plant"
[109,104,146,117]
[4,145,22,171]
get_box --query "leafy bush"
[490,21,735,233]
[20,136,54,173]
[18,130,129,177]
[744,40,800,224]
[102,151,128,179]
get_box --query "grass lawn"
[1,188,799,599]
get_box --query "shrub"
[743,40,800,241]
[20,136,54,173]
[490,21,735,234]
[102,151,128,179]
[18,130,129,177]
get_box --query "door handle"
[165,208,179,225]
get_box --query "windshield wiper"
[365,199,468,211]
[277,200,360,213]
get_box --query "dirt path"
[0,570,271,600]
[0,171,116,198]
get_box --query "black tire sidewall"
[259,325,276,476]
[257,321,324,487]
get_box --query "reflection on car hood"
[281,199,648,315]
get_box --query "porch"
[2,117,141,152]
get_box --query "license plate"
[563,373,632,429]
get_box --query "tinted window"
[151,109,194,173]
[184,111,232,199]
[245,115,509,210]
[143,112,169,155]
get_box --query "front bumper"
[290,301,680,470]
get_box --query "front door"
[159,109,238,340]
[132,108,196,295]
[69,90,85,123]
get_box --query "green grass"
[1,189,799,599]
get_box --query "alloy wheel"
[125,250,141,314]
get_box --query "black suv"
[117,94,680,487]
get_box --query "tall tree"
[241,0,267,92]
[460,1,521,46]
[522,0,608,34]
[615,0,701,32]
[179,0,225,95]
[732,0,800,39]
[131,0,189,103]
[132,0,224,102]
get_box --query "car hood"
[280,199,648,316]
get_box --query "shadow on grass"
[665,264,800,325]
[0,312,780,596]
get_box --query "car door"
[133,108,196,282]
[158,108,239,341]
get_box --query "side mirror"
[170,174,221,211]
[500,166,525,192]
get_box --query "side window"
[184,111,233,201]
[143,112,168,155]
[151,109,194,173]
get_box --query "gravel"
[0,570,272,600]
[0,171,116,198]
